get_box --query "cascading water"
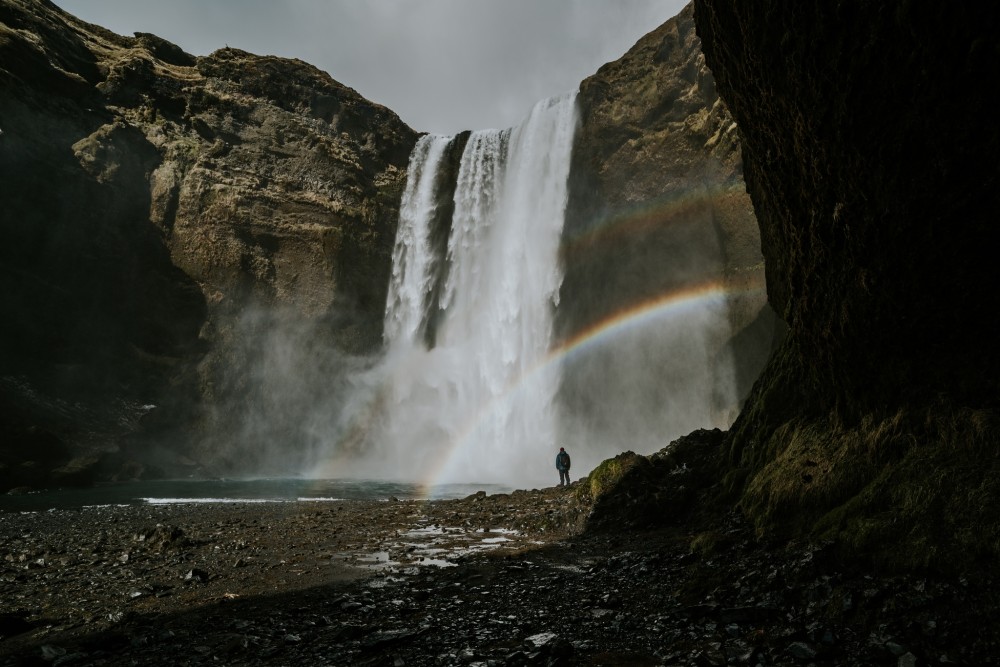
[375,93,578,487]
[384,134,453,345]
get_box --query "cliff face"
[0,0,417,488]
[563,4,774,449]
[693,1,1000,566]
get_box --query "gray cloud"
[55,0,686,133]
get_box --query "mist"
[556,293,738,481]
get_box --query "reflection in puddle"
[349,521,526,573]
[358,551,395,564]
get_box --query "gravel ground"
[2,484,999,666]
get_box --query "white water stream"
[376,93,578,486]
[384,134,452,345]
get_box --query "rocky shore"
[3,483,999,666]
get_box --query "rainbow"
[419,278,767,492]
[310,179,763,494]
[561,181,748,259]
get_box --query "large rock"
[0,0,417,487]
[579,429,727,532]
[694,1,1000,568]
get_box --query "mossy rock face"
[581,429,726,533]
[736,404,1000,570]
[578,451,649,502]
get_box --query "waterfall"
[308,88,742,487]
[376,93,578,486]
[384,134,453,345]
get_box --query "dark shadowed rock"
[0,612,32,639]
[693,0,1000,568]
[580,428,726,532]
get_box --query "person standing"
[556,447,571,487]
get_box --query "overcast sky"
[54,0,687,134]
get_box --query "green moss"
[575,451,644,502]
[736,402,1000,571]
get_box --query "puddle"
[346,520,528,572]
[411,557,456,568]
[402,526,448,538]
[354,551,400,569]
[366,575,407,589]
[475,528,519,535]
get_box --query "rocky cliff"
[693,1,1000,567]
[561,4,774,451]
[0,0,417,488]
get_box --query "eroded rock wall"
[0,0,417,487]
[563,4,774,453]
[694,1,1000,567]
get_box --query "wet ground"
[2,484,999,666]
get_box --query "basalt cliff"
[0,2,769,492]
